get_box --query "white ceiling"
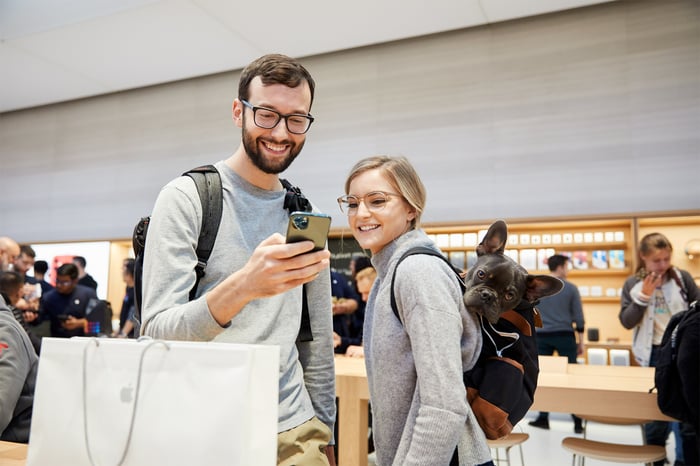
[0,0,614,114]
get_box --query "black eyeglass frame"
[240,99,314,135]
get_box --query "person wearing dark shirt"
[31,260,54,296]
[72,256,98,291]
[331,270,361,354]
[113,258,137,338]
[0,271,42,354]
[41,263,97,338]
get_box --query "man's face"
[236,77,312,174]
[0,242,20,271]
[14,253,35,275]
[55,274,78,295]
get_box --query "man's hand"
[207,233,330,326]
[62,316,87,331]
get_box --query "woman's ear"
[407,208,416,223]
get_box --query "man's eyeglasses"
[337,191,402,215]
[240,99,314,135]
[56,279,75,287]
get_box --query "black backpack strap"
[183,165,223,300]
[279,178,314,342]
[390,246,465,324]
[281,178,311,213]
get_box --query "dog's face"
[463,220,563,324]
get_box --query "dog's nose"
[480,290,493,303]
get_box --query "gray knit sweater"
[141,160,335,435]
[365,230,491,466]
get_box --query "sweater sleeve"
[141,179,227,340]
[570,283,585,332]
[0,316,31,437]
[296,272,336,442]
[394,255,481,465]
[619,276,647,329]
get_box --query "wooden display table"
[334,355,671,466]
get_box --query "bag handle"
[82,339,171,466]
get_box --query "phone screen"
[286,212,331,252]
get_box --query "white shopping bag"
[27,337,279,466]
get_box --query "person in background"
[0,238,20,272]
[140,54,336,466]
[338,155,492,466]
[344,266,377,358]
[0,271,42,354]
[32,260,54,296]
[41,263,98,338]
[0,237,38,444]
[113,258,137,338]
[12,245,35,281]
[529,254,585,433]
[331,270,360,354]
[72,256,98,291]
[348,255,373,342]
[620,232,700,466]
[12,246,40,315]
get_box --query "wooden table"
[533,364,673,422]
[335,356,370,466]
[334,355,671,466]
[0,441,28,466]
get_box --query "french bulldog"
[463,220,563,324]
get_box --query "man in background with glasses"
[40,263,97,338]
[141,54,336,466]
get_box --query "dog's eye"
[504,292,515,301]
[476,269,486,279]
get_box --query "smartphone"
[57,314,70,321]
[286,212,331,252]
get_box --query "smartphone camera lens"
[292,215,309,230]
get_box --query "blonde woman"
[338,156,492,466]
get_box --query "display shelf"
[328,212,699,344]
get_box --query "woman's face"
[641,247,672,276]
[347,169,415,255]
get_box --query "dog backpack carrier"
[132,164,314,341]
[389,246,541,440]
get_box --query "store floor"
[367,412,679,465]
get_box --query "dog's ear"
[524,275,563,303]
[476,219,508,256]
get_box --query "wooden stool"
[487,432,529,466]
[561,437,665,466]
[577,415,648,442]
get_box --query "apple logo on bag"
[120,384,134,403]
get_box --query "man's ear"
[232,100,243,128]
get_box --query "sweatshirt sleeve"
[141,178,227,340]
[296,271,337,441]
[0,318,30,436]
[394,255,478,465]
[619,276,647,329]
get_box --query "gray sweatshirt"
[0,295,38,443]
[364,230,492,466]
[141,160,335,435]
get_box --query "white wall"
[1,0,698,243]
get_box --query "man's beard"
[242,119,305,175]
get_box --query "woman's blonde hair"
[343,155,426,230]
